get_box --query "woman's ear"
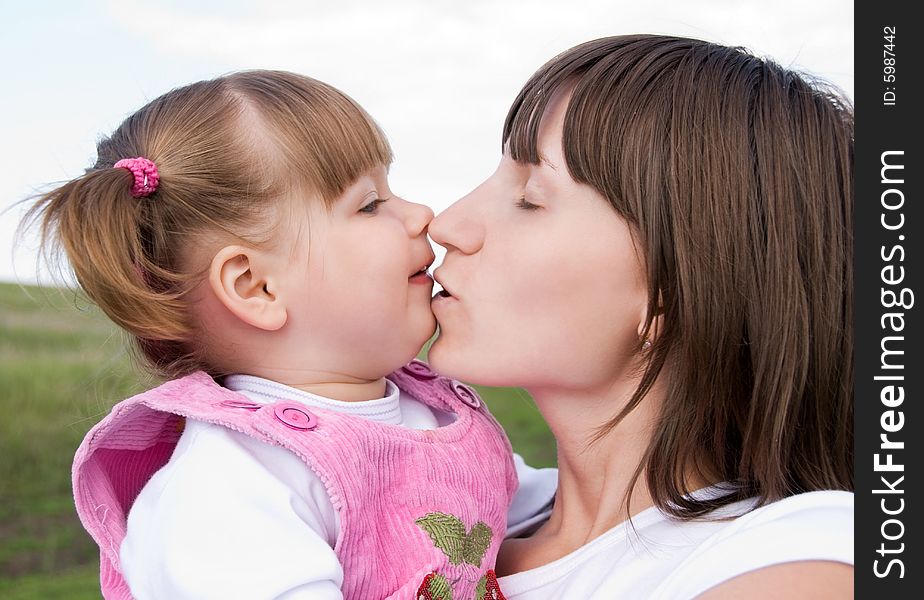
[637,292,664,349]
[208,245,287,331]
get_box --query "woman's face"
[428,91,650,391]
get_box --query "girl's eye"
[359,198,388,214]
[515,197,540,211]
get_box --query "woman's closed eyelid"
[515,196,541,210]
[516,181,543,209]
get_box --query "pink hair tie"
[114,157,160,198]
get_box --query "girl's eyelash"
[359,198,388,214]
[516,197,540,211]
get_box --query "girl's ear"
[208,245,287,331]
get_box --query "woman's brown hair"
[504,35,853,517]
[22,70,392,378]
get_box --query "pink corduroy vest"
[72,360,517,600]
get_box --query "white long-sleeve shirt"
[120,374,557,600]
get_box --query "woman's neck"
[526,378,666,552]
[536,389,660,549]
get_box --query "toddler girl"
[26,71,554,600]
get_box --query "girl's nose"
[429,192,485,255]
[402,199,435,237]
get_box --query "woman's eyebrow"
[538,154,558,171]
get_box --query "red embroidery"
[484,569,507,600]
[417,568,505,600]
[416,572,435,600]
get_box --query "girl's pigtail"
[23,162,190,346]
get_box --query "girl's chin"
[409,319,437,353]
[424,335,457,373]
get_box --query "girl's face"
[281,165,436,380]
[428,92,649,391]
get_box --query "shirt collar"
[222,374,403,425]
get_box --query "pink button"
[402,359,439,380]
[218,399,262,411]
[451,380,481,409]
[273,403,318,431]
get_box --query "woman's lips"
[431,287,458,309]
[431,291,457,313]
[432,270,457,299]
[432,270,461,312]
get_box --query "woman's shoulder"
[650,490,854,599]
[495,490,852,600]
[704,489,853,537]
[733,488,852,514]
[692,489,854,562]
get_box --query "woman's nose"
[429,191,485,255]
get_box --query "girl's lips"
[409,271,434,285]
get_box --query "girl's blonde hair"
[23,70,392,378]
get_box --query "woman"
[428,35,853,598]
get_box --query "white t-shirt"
[120,374,557,600]
[497,488,854,599]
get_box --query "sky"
[1,0,854,284]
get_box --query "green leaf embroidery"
[474,574,487,600]
[415,512,496,568]
[428,572,454,600]
[461,522,492,567]
[416,513,467,564]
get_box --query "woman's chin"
[428,336,490,384]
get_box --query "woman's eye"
[359,198,388,214]
[515,197,540,211]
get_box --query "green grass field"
[0,281,554,597]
